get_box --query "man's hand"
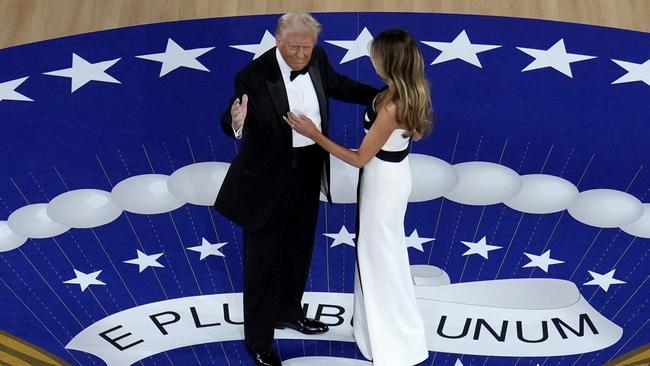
[231,94,248,130]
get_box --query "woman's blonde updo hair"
[370,29,434,137]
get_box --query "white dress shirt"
[276,49,322,147]
[232,50,322,146]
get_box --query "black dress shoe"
[245,347,282,366]
[275,317,329,334]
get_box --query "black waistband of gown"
[375,143,410,162]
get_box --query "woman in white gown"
[286,29,434,366]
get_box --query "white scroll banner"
[66,279,622,365]
[66,292,353,366]
[414,278,622,356]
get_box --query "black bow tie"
[290,66,309,81]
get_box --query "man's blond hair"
[275,12,321,39]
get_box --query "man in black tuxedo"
[214,12,378,366]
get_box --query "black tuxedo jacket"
[214,47,378,229]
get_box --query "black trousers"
[242,144,324,351]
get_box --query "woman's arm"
[285,105,399,168]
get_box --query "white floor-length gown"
[352,94,429,366]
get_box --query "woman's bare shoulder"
[378,100,397,118]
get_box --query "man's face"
[276,31,316,71]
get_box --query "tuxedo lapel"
[308,60,328,136]
[263,50,292,140]
[266,78,290,131]
[308,58,332,202]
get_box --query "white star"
[324,225,356,248]
[584,269,626,292]
[64,269,106,292]
[517,39,596,78]
[460,236,502,259]
[124,250,164,273]
[405,229,435,252]
[522,250,564,273]
[136,38,214,77]
[454,359,464,366]
[230,30,276,60]
[0,77,33,102]
[421,30,501,68]
[611,58,650,86]
[187,238,226,260]
[325,27,374,64]
[44,53,121,93]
